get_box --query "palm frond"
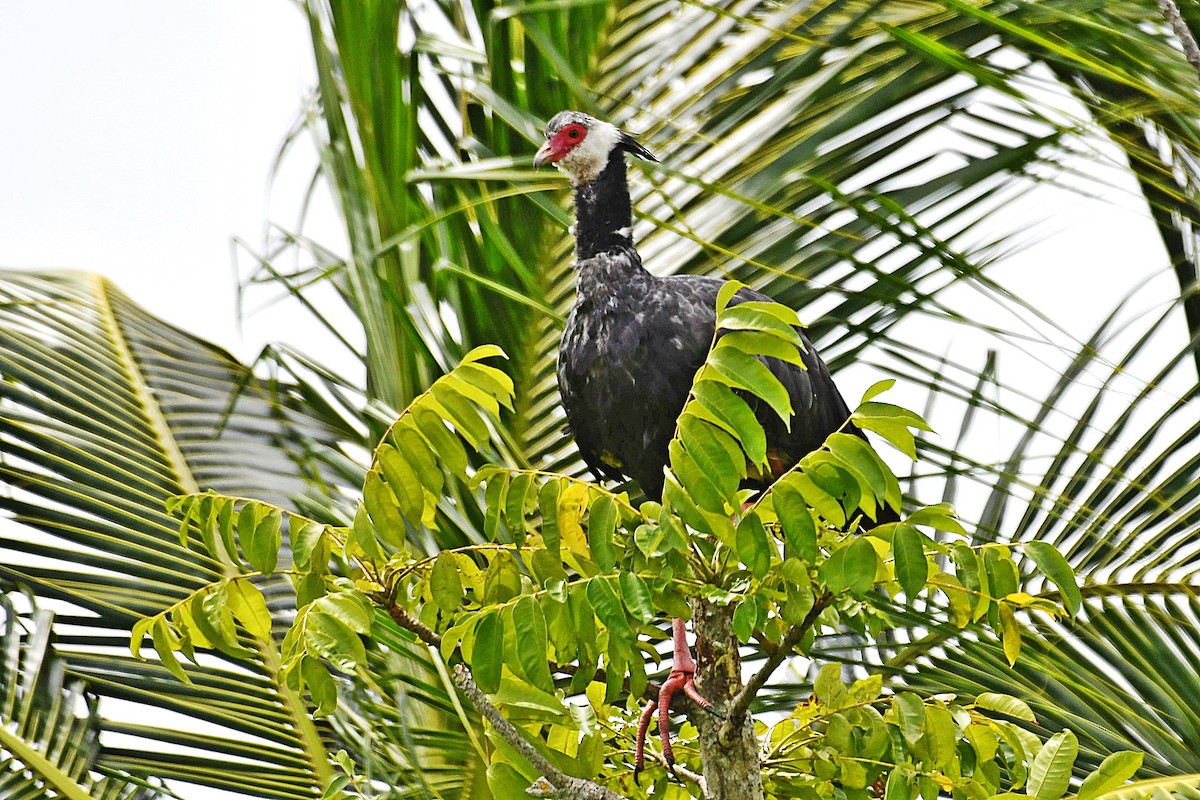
[0,595,160,800]
[0,271,339,798]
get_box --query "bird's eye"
[565,124,585,141]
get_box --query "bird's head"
[533,111,658,186]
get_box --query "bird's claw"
[632,665,717,783]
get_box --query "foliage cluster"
[3,0,1200,798]
[135,293,1113,800]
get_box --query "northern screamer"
[536,110,876,779]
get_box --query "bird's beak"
[533,141,557,169]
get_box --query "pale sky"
[0,1,349,368]
[0,3,1187,800]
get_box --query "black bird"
[535,111,867,777]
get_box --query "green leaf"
[1028,730,1079,800]
[774,481,817,562]
[861,379,896,403]
[892,525,928,600]
[430,552,463,611]
[483,551,521,604]
[885,767,913,800]
[893,692,926,744]
[678,413,742,497]
[716,279,744,313]
[733,599,757,642]
[393,424,442,493]
[538,478,561,557]
[975,692,1037,722]
[224,579,273,640]
[999,602,1022,665]
[844,538,878,596]
[814,663,847,707]
[247,507,282,576]
[787,471,846,527]
[313,592,372,634]
[719,304,803,343]
[487,762,530,800]
[363,471,408,549]
[618,572,654,625]
[473,612,503,693]
[1024,541,1082,617]
[586,579,633,640]
[377,443,425,526]
[828,432,896,512]
[505,472,533,545]
[692,380,767,466]
[413,406,468,475]
[301,656,338,718]
[292,521,326,570]
[724,299,802,326]
[587,495,617,572]
[669,437,729,513]
[304,608,366,672]
[512,596,554,691]
[938,573,972,628]
[923,702,957,768]
[708,346,793,423]
[484,471,509,542]
[152,618,190,684]
[1078,751,1144,800]
[430,382,490,448]
[783,577,815,626]
[736,512,772,578]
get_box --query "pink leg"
[632,618,720,779]
[633,698,657,783]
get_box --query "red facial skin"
[533,122,589,166]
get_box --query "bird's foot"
[632,619,721,783]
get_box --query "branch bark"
[1159,0,1200,80]
[384,601,628,798]
[452,664,627,800]
[691,599,764,800]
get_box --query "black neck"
[573,152,635,261]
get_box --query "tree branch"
[1160,0,1200,80]
[721,591,832,738]
[384,600,443,648]
[452,664,627,800]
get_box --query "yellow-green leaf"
[430,552,463,612]
[225,579,272,640]
[1078,751,1143,800]
[1028,730,1078,800]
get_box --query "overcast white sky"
[0,1,351,368]
[0,2,1189,799]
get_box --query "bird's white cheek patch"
[557,122,622,185]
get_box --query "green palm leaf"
[0,271,340,798]
[0,598,158,800]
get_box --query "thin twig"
[452,664,628,800]
[642,747,708,796]
[1159,0,1200,80]
[721,591,832,740]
